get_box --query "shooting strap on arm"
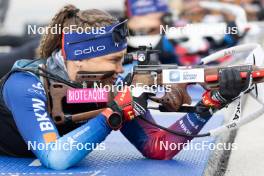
[39,64,52,114]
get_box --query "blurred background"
[0,0,264,175]
[1,0,124,35]
[1,0,264,66]
[1,0,264,34]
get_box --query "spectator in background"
[125,0,181,64]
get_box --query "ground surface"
[2,1,264,175]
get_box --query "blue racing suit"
[0,59,212,170]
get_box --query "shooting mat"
[0,87,227,176]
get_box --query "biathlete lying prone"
[0,5,250,170]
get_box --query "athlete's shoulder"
[5,71,41,87]
[3,58,47,90]
[12,59,46,71]
[2,71,47,109]
[3,71,46,99]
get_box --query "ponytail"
[37,5,79,58]
[37,4,118,59]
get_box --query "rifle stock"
[48,64,264,125]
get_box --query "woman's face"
[66,49,126,81]
[128,12,163,35]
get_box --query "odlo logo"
[75,45,106,56]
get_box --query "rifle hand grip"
[149,84,191,112]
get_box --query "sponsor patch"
[43,132,57,143]
[67,88,108,103]
[162,68,205,83]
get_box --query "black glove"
[211,68,251,105]
[133,92,148,117]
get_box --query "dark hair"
[37,4,118,58]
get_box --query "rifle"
[44,44,264,137]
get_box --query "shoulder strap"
[39,64,52,114]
